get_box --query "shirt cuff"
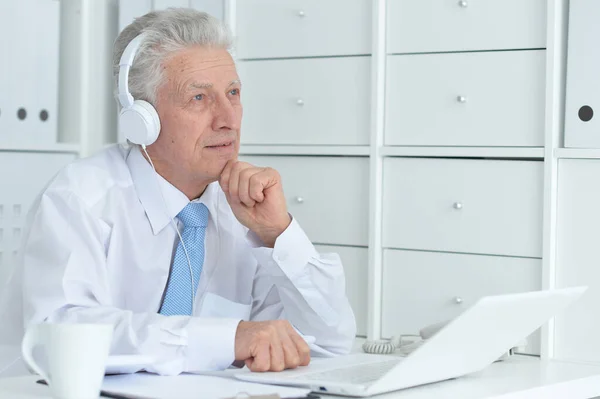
[249,217,319,280]
[183,318,240,372]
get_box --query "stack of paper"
[102,373,311,399]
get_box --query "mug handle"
[21,324,51,384]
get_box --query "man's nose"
[212,96,240,131]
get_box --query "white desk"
[2,355,600,399]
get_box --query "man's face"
[151,46,242,183]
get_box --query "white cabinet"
[387,0,546,54]
[236,0,371,59]
[315,245,368,337]
[114,0,554,346]
[0,152,76,284]
[555,159,600,362]
[382,249,541,354]
[240,156,370,247]
[383,158,544,258]
[238,57,371,145]
[385,50,546,147]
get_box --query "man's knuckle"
[259,361,270,372]
[277,320,290,328]
[267,324,278,335]
[249,173,260,184]
[240,168,253,178]
[290,354,300,366]
[232,162,244,172]
[257,330,270,340]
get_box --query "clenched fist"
[219,160,291,247]
[235,320,311,372]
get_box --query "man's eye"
[229,89,239,96]
[194,94,204,101]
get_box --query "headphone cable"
[141,145,196,314]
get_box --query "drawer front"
[241,156,369,246]
[382,158,543,257]
[0,152,76,278]
[387,0,546,53]
[385,50,545,146]
[382,249,541,354]
[555,159,600,361]
[238,57,370,145]
[315,245,368,337]
[236,0,371,59]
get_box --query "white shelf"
[0,142,80,154]
[239,145,370,156]
[238,145,546,158]
[555,148,600,159]
[381,146,545,159]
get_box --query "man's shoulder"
[44,144,133,207]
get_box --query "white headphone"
[117,33,161,147]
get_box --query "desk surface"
[2,355,600,399]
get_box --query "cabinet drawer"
[241,156,369,246]
[555,159,600,361]
[238,57,370,145]
[387,0,546,53]
[382,249,541,354]
[236,0,371,59]
[382,158,543,257]
[385,50,545,147]
[0,151,76,278]
[315,245,368,337]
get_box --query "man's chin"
[214,156,236,177]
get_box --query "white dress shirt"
[0,144,356,375]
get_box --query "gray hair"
[113,8,232,106]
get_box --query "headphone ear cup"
[119,100,161,146]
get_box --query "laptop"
[236,287,587,397]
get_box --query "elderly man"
[0,8,355,375]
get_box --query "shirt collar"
[126,145,220,235]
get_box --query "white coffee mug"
[21,323,113,399]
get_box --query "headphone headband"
[118,32,148,108]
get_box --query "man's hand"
[219,160,291,247]
[235,320,311,372]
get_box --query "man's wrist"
[254,215,292,248]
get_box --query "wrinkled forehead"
[163,46,239,89]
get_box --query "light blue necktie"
[159,203,209,316]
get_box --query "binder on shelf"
[564,0,600,148]
[0,0,59,146]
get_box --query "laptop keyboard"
[290,359,402,385]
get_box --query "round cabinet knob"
[457,95,467,103]
[458,1,468,8]
[298,10,306,17]
[453,202,463,210]
[295,196,304,204]
[296,98,305,106]
[454,296,463,304]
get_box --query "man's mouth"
[206,141,234,149]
